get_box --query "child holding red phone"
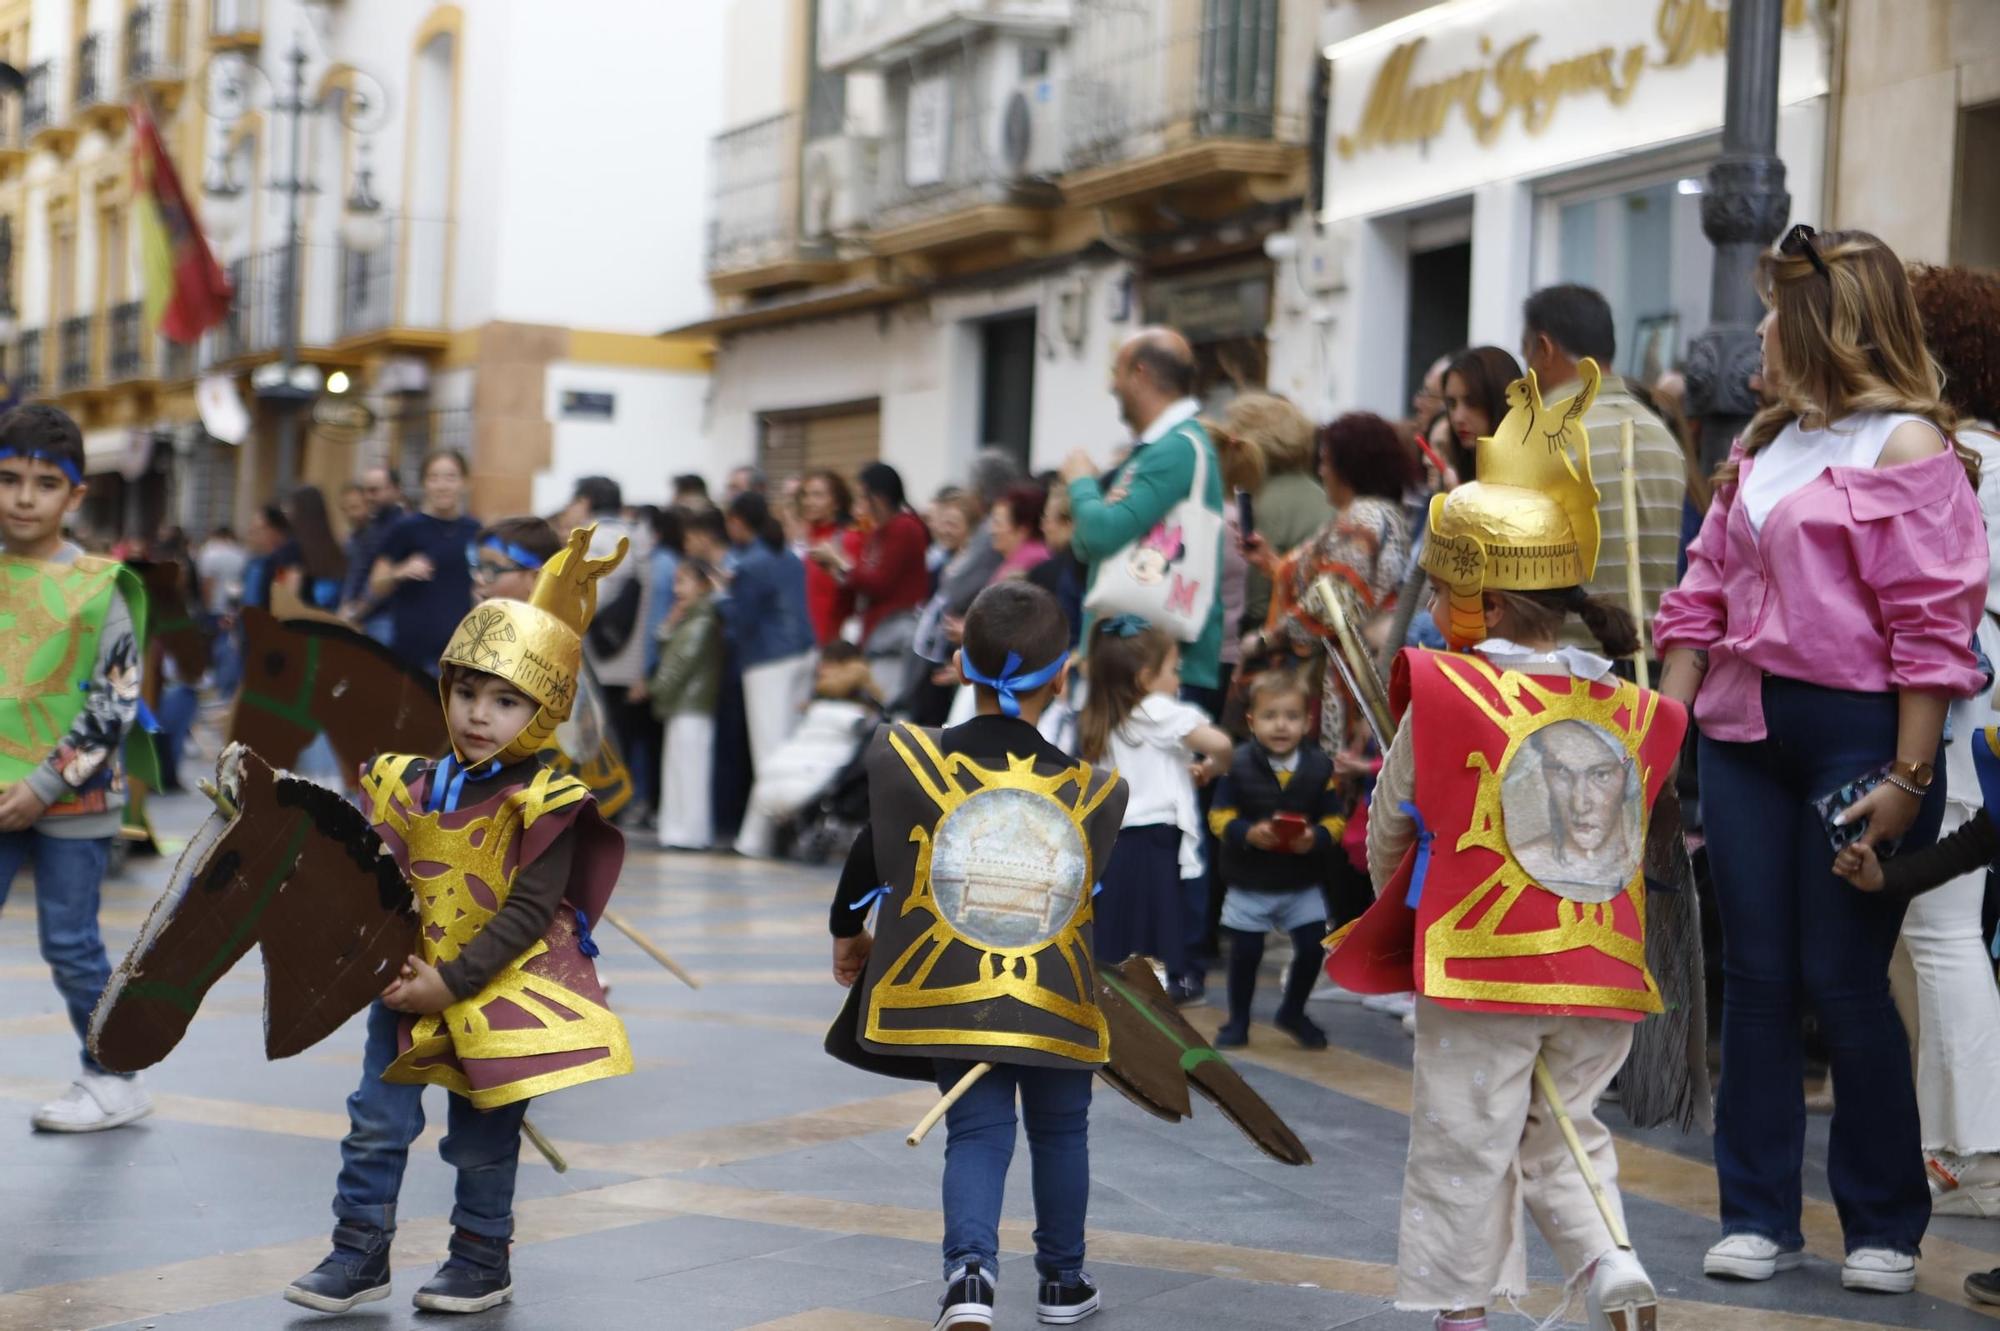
[1207,670,1346,1048]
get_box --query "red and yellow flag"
[131,99,231,344]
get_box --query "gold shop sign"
[1337,0,1811,159]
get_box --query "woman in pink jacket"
[1656,227,1987,1297]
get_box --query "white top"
[1107,691,1212,877]
[1741,412,1934,532]
[1138,397,1202,445]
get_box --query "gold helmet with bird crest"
[1420,360,1603,646]
[437,524,628,763]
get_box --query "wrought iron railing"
[15,328,40,399]
[708,111,797,273]
[875,48,1011,220]
[159,334,195,382]
[127,3,188,83]
[1064,0,1294,170]
[74,33,114,116]
[58,314,94,391]
[110,301,144,380]
[23,62,56,137]
[338,243,393,338]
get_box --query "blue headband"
[960,649,1068,718]
[478,536,546,571]
[0,446,82,486]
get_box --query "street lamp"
[202,36,388,495]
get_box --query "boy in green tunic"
[0,406,153,1132]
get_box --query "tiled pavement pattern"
[0,789,1994,1330]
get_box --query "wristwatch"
[1889,759,1935,792]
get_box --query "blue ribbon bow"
[427,752,503,813]
[1400,800,1435,910]
[1099,614,1149,639]
[959,649,1068,718]
[850,884,891,913]
[573,907,599,958]
[0,446,82,486]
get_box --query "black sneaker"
[282,1223,392,1314]
[1169,976,1207,1007]
[1968,1268,2000,1306]
[1273,1009,1329,1050]
[934,1260,995,1330]
[1214,1021,1249,1049]
[411,1229,513,1314]
[1037,1271,1101,1325]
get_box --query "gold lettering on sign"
[1338,0,1811,159]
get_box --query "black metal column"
[1686,0,1792,474]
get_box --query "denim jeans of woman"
[933,1059,1091,1282]
[1700,676,1943,1254]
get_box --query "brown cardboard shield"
[228,608,448,782]
[88,744,416,1072]
[1095,958,1313,1166]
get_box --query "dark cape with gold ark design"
[362,753,632,1108]
[849,722,1127,1070]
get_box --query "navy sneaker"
[283,1223,392,1314]
[934,1260,995,1330]
[1214,1020,1249,1049]
[1273,1009,1329,1050]
[1037,1270,1101,1324]
[411,1229,513,1314]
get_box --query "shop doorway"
[758,400,883,492]
[1405,240,1470,412]
[978,314,1037,470]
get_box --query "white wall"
[534,362,718,513]
[722,0,798,126]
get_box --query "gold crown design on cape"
[1419,359,1602,646]
[437,524,629,764]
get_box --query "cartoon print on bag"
[1126,524,1184,586]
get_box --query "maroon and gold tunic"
[361,754,631,1107]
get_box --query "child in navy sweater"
[1208,670,1346,1049]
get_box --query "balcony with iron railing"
[23,59,70,150]
[708,112,801,279]
[1060,0,1301,207]
[213,220,450,363]
[208,0,261,48]
[14,328,40,399]
[73,32,121,131]
[109,301,146,382]
[819,0,1071,71]
[127,2,189,96]
[57,314,94,393]
[159,333,195,382]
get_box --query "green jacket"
[648,597,721,719]
[1068,415,1225,690]
[1242,471,1334,632]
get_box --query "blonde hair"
[1216,392,1312,476]
[1727,229,1972,485]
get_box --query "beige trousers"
[1397,998,1634,1311]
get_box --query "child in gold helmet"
[285,525,633,1319]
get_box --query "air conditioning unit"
[801,133,879,241]
[993,38,1065,181]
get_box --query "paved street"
[0,787,1993,1331]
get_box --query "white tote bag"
[1082,424,1221,642]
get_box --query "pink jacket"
[1654,442,1987,742]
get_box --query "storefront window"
[1545,175,1710,386]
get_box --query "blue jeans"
[934,1059,1092,1282]
[331,1001,529,1241]
[0,832,115,1074]
[1700,676,1941,1255]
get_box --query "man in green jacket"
[1061,328,1226,701]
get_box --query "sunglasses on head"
[1779,223,1829,278]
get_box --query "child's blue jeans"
[331,1000,529,1241]
[0,831,117,1074]
[934,1058,1092,1283]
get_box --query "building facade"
[3,0,727,541]
[695,0,1320,503]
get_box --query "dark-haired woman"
[1248,411,1415,753]
[1441,345,1523,481]
[798,469,862,646]
[822,463,930,703]
[726,491,817,775]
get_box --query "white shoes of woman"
[1841,1247,1917,1294]
[1702,1233,1805,1281]
[1586,1248,1657,1330]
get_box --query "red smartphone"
[1272,812,1311,851]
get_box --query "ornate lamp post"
[1685,0,1791,475]
[202,34,388,495]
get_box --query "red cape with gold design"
[1327,649,1686,1021]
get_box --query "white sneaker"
[1841,1247,1916,1294]
[1362,991,1415,1018]
[1586,1249,1658,1331]
[33,1072,153,1133]
[1930,1151,2000,1217]
[1702,1233,1804,1281]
